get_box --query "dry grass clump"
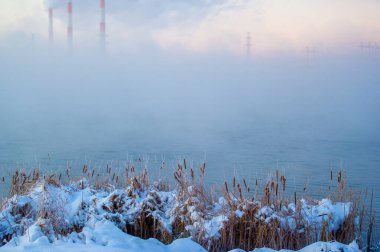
[10,169,41,196]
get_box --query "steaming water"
[0,51,379,233]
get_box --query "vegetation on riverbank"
[0,161,376,251]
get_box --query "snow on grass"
[0,177,359,251]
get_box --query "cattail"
[133,177,141,189]
[116,176,119,183]
[243,178,247,189]
[174,171,181,184]
[112,173,115,181]
[225,181,229,193]
[237,184,243,201]
[2,177,4,182]
[190,168,195,183]
[294,192,297,205]
[265,185,270,205]
[58,173,62,180]
[330,170,333,181]
[200,162,206,175]
[338,171,341,183]
[275,183,278,196]
[183,159,187,169]
[233,176,236,189]
[92,170,95,177]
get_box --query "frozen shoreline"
[0,219,360,252]
[0,169,361,252]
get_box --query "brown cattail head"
[190,168,195,183]
[200,162,206,175]
[265,185,270,205]
[338,171,342,183]
[243,178,247,189]
[237,184,243,201]
[275,183,278,196]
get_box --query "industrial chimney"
[48,7,54,44]
[67,0,73,52]
[100,0,106,53]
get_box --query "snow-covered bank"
[0,169,362,251]
[0,219,360,252]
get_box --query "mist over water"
[1,49,379,181]
[0,0,380,230]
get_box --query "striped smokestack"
[67,0,73,52]
[100,0,106,53]
[49,8,54,44]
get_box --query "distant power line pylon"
[359,41,379,55]
[305,46,317,62]
[246,32,252,57]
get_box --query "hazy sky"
[1,0,379,55]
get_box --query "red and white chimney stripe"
[100,0,106,52]
[67,0,73,50]
[49,7,54,43]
